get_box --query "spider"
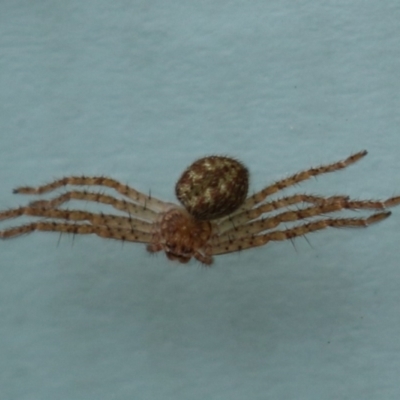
[0,150,399,265]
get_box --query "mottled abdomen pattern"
[175,156,249,220]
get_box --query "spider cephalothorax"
[147,207,212,264]
[0,151,399,265]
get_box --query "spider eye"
[175,156,249,220]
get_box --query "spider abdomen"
[175,156,249,220]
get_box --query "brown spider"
[0,150,399,265]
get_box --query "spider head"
[152,207,213,265]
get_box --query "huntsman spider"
[0,150,399,265]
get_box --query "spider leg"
[28,190,159,222]
[239,150,367,210]
[211,195,400,245]
[212,199,346,245]
[0,221,154,243]
[13,176,167,213]
[211,211,391,255]
[342,196,400,209]
[194,252,213,265]
[0,205,154,233]
[215,194,348,235]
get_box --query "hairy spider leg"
[212,199,346,245]
[28,191,160,222]
[0,206,154,238]
[14,176,166,213]
[214,194,349,235]
[0,221,154,243]
[238,150,367,211]
[212,196,400,245]
[211,211,391,255]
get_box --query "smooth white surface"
[1,1,400,399]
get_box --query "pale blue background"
[1,1,400,399]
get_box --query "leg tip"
[369,211,392,224]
